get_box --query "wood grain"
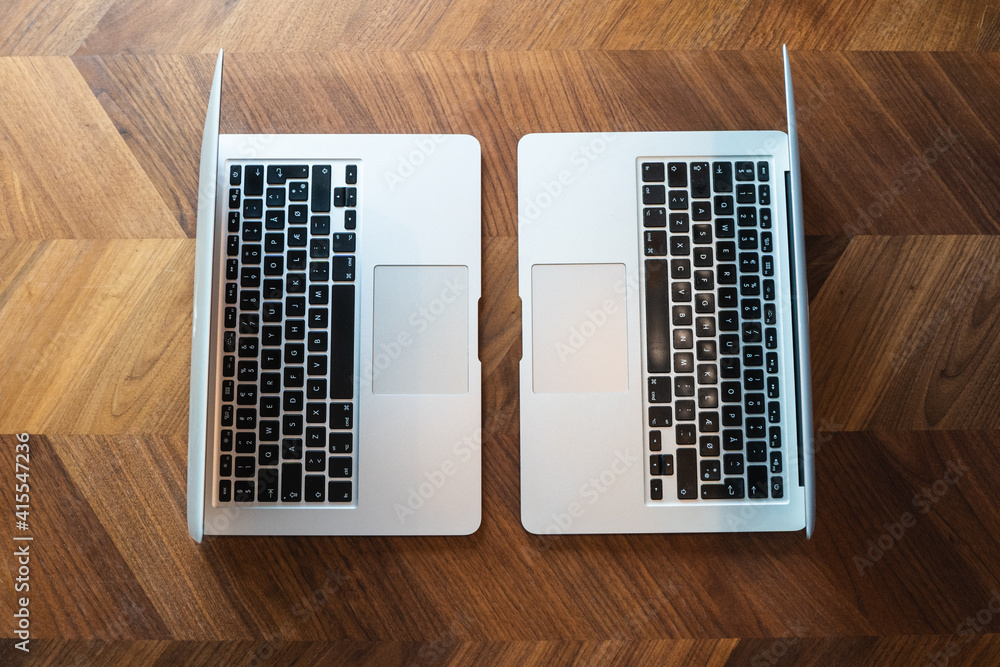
[1,0,996,55]
[3,1,1000,663]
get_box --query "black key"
[240,290,260,311]
[236,383,257,405]
[283,413,303,436]
[644,260,670,374]
[672,282,691,303]
[757,161,770,181]
[738,229,758,250]
[742,322,762,343]
[310,261,330,282]
[702,478,744,499]
[699,435,720,457]
[676,424,696,445]
[289,181,308,201]
[219,480,232,502]
[767,376,780,399]
[765,303,776,325]
[743,345,763,367]
[286,296,306,317]
[329,456,353,478]
[307,355,327,377]
[288,227,307,247]
[282,438,303,459]
[717,241,736,262]
[333,187,346,207]
[674,352,693,373]
[263,279,282,300]
[647,377,670,403]
[744,369,764,390]
[642,162,665,182]
[257,468,279,502]
[698,363,717,385]
[262,303,282,324]
[736,183,756,204]
[229,164,242,186]
[285,252,306,273]
[235,455,255,478]
[771,476,784,498]
[237,360,257,382]
[675,400,695,421]
[220,429,234,452]
[229,188,240,209]
[333,256,354,281]
[309,331,328,351]
[242,165,262,195]
[746,417,766,438]
[692,224,712,245]
[760,208,772,229]
[762,233,773,254]
[675,376,694,397]
[668,190,688,210]
[241,244,261,265]
[745,393,765,414]
[225,283,238,305]
[236,408,257,430]
[766,352,779,374]
[312,165,332,211]
[281,462,302,502]
[714,195,733,216]
[699,411,719,432]
[329,432,353,454]
[737,206,756,227]
[650,454,664,476]
[228,211,241,233]
[669,213,689,233]
[671,235,689,256]
[243,199,262,219]
[693,247,712,268]
[289,205,308,224]
[712,161,732,192]
[330,285,355,399]
[718,288,737,309]
[329,480,353,502]
[742,299,761,320]
[740,252,759,273]
[643,207,666,227]
[305,475,325,502]
[263,255,284,276]
[723,429,743,451]
[283,364,303,385]
[226,258,239,280]
[748,465,768,499]
[740,275,760,297]
[346,187,358,207]
[234,481,254,502]
[701,460,721,481]
[332,233,356,252]
[240,267,261,289]
[651,479,663,500]
[720,356,740,378]
[264,233,284,254]
[238,336,258,357]
[770,451,783,474]
[261,394,280,416]
[306,450,326,472]
[642,185,665,205]
[735,161,754,181]
[227,235,239,257]
[694,293,714,314]
[283,390,304,412]
[268,165,308,183]
[673,306,692,327]
[265,209,285,230]
[768,401,781,423]
[345,164,358,184]
[266,187,285,208]
[219,454,233,476]
[748,441,767,462]
[718,264,737,284]
[222,355,236,377]
[648,406,672,427]
[644,230,667,256]
[676,448,697,499]
[667,162,686,186]
[759,184,771,205]
[345,209,357,229]
[310,284,330,305]
[306,426,325,447]
[722,404,742,426]
[649,430,662,451]
[690,162,710,198]
[692,200,711,221]
[696,340,716,361]
[721,380,741,402]
[310,216,331,237]
[671,259,691,280]
[699,386,719,408]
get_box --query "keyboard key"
[699,435,720,457]
[329,432,352,454]
[643,207,666,227]
[644,230,667,256]
[642,162,665,182]
[267,165,308,183]
[642,185,666,205]
[289,181,308,201]
[712,162,732,192]
[330,285,356,398]
[735,161,754,181]
[282,438,303,459]
[675,424,695,445]
[757,161,770,181]
[306,450,326,472]
[701,460,721,481]
[649,430,662,451]
[770,451,783,474]
[258,468,279,502]
[329,480,353,502]
[305,475,325,502]
[651,479,663,500]
[690,162,710,197]
[771,476,783,498]
[748,441,767,462]
[312,165,331,211]
[671,259,691,280]
[329,456,353,478]
[748,465,768,499]
[281,462,302,502]
[345,164,358,184]
[345,209,357,229]
[736,183,755,204]
[714,195,733,216]
[667,162,686,187]
[234,481,254,502]
[644,260,670,373]
[219,480,231,502]
[243,199,262,219]
[648,406,672,427]
[668,190,688,210]
[648,377,670,403]
[676,448,697,499]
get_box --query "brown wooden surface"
[2,2,1000,666]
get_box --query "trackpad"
[372,266,469,395]
[532,264,628,394]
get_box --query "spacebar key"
[644,259,670,373]
[330,284,355,399]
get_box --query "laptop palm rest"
[372,265,469,395]
[531,263,628,394]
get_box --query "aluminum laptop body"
[518,48,814,535]
[188,52,481,540]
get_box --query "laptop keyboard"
[639,158,786,503]
[215,161,360,507]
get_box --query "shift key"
[312,164,331,212]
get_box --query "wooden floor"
[2,3,1000,666]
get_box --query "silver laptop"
[518,47,814,535]
[187,52,482,540]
